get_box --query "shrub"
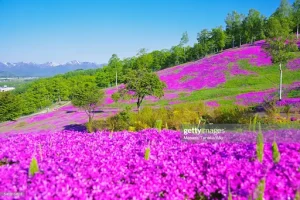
[132,121,149,131]
[167,104,200,130]
[283,105,291,120]
[213,106,253,124]
[111,92,121,103]
[131,107,169,130]
[262,98,278,121]
[90,119,108,131]
[92,107,132,131]
[106,109,132,131]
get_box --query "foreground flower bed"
[0,130,299,199]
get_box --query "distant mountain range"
[0,61,105,77]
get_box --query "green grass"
[144,99,170,107]
[288,89,300,98]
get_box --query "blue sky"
[0,0,293,64]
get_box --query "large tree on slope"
[265,17,299,101]
[119,69,166,111]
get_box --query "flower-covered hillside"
[0,129,299,199]
[157,43,272,91]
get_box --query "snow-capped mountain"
[0,61,105,77]
[42,62,61,67]
[66,60,81,65]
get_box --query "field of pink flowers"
[157,45,272,91]
[287,58,300,71]
[0,129,299,199]
[236,81,300,106]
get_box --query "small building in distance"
[0,85,15,92]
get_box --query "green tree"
[149,50,166,71]
[108,54,123,88]
[25,81,52,110]
[135,49,154,70]
[121,69,166,111]
[265,34,298,101]
[111,92,121,104]
[48,77,70,102]
[271,0,294,32]
[159,49,172,69]
[0,92,23,122]
[225,11,244,47]
[211,26,226,51]
[170,45,185,65]
[179,31,189,61]
[293,0,300,39]
[265,17,292,38]
[197,29,211,55]
[243,9,266,44]
[188,43,204,60]
[71,82,105,124]
[95,68,110,88]
[272,0,293,18]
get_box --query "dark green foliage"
[288,89,300,98]
[121,69,166,111]
[29,157,39,176]
[92,107,132,131]
[213,106,252,124]
[265,34,298,64]
[71,82,105,123]
[0,92,23,122]
[225,11,244,48]
[111,92,121,103]
[243,9,266,44]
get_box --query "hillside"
[104,40,300,107]
[1,41,300,134]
